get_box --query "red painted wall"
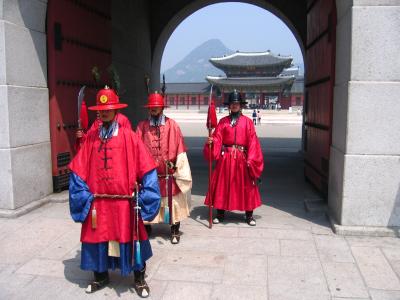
[167,92,303,109]
[166,93,209,109]
[47,0,111,191]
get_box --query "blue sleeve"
[138,169,161,221]
[69,172,94,223]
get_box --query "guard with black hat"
[204,89,264,226]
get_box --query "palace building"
[164,51,304,110]
[207,51,301,108]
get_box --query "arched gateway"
[0,1,399,236]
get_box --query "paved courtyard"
[1,113,400,299]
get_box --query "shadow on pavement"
[62,250,138,297]
[62,251,89,288]
[185,135,331,231]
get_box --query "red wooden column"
[278,90,282,109]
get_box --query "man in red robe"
[136,92,192,244]
[204,90,264,226]
[69,86,160,297]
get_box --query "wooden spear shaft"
[208,128,213,229]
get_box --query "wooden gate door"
[304,0,336,196]
[47,0,111,191]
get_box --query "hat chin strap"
[150,114,162,123]
[102,120,112,128]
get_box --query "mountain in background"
[162,39,304,82]
[163,39,233,83]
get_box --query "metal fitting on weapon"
[166,160,175,170]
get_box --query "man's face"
[149,107,163,117]
[99,109,117,123]
[229,102,241,113]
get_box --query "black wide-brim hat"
[224,90,247,105]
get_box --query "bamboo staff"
[206,85,217,229]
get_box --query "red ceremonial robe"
[136,117,187,197]
[70,127,155,243]
[204,114,264,211]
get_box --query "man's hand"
[207,137,213,145]
[76,130,84,139]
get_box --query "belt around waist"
[223,145,247,152]
[94,193,133,199]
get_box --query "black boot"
[245,211,256,226]
[213,209,225,224]
[170,222,181,244]
[134,266,150,298]
[85,271,109,293]
[144,224,152,236]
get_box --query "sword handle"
[165,161,173,225]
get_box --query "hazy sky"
[161,2,304,72]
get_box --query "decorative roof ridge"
[206,75,295,80]
[283,66,299,70]
[210,51,292,61]
[278,74,297,78]
[165,82,209,84]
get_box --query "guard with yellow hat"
[69,86,161,298]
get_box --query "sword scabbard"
[168,175,173,225]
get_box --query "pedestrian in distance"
[257,110,261,125]
[252,109,257,125]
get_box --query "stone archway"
[148,0,335,199]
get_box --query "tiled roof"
[281,66,299,76]
[290,76,304,93]
[209,51,292,68]
[163,76,303,94]
[206,76,295,87]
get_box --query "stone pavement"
[1,121,400,299]
[2,179,400,299]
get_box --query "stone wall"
[0,0,52,210]
[329,0,400,228]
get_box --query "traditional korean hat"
[144,91,168,108]
[224,89,247,105]
[88,86,128,111]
